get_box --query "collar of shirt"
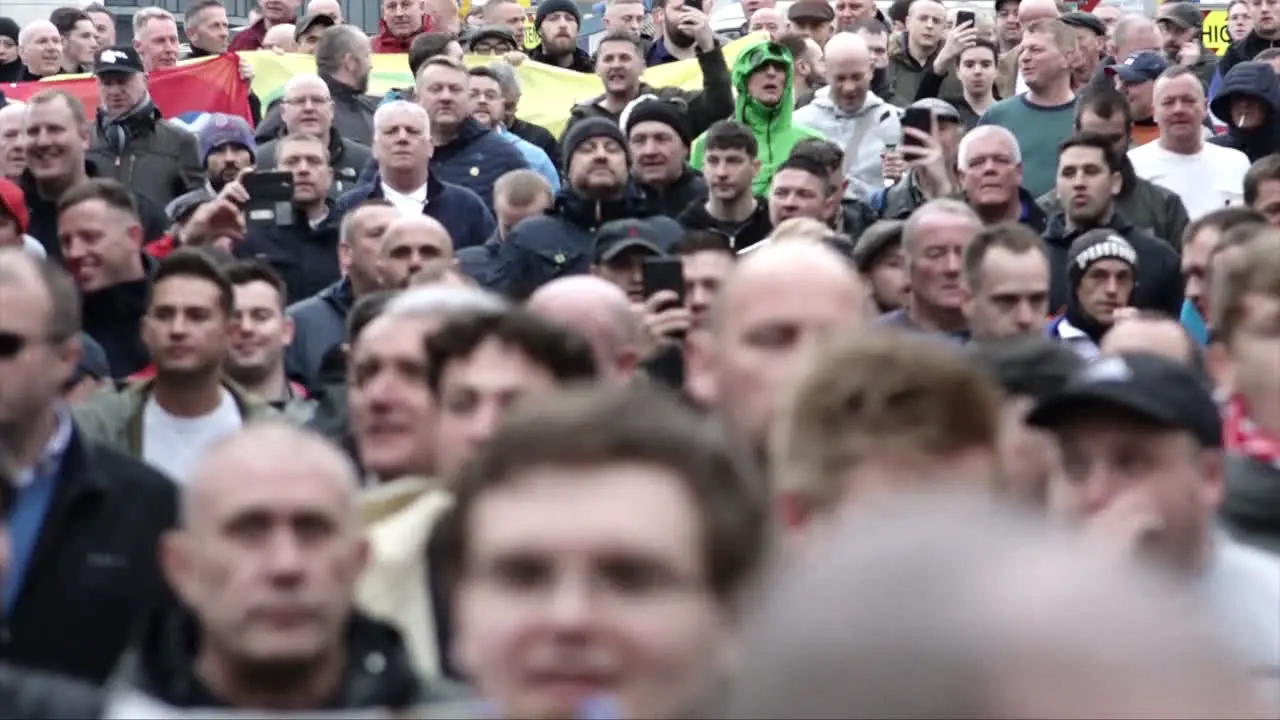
[15,407,73,488]
[381,182,429,208]
[309,209,329,230]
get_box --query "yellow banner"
[240,34,760,138]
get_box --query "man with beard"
[528,0,594,72]
[1042,132,1182,318]
[16,21,64,81]
[493,118,682,298]
[256,25,377,147]
[471,63,559,189]
[776,32,826,109]
[73,250,281,478]
[224,261,314,421]
[87,46,203,210]
[565,30,732,142]
[646,0,717,66]
[198,114,256,194]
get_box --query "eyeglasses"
[282,95,332,107]
[0,331,30,360]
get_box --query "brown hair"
[961,222,1047,292]
[771,328,1002,512]
[1210,229,1280,347]
[437,383,769,606]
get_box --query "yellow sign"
[1202,10,1231,56]
[524,12,540,49]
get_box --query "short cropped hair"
[1059,131,1124,174]
[1244,154,1280,207]
[184,0,225,29]
[133,7,176,34]
[1211,230,1280,347]
[1074,85,1134,130]
[494,169,553,207]
[225,260,288,310]
[962,222,1048,293]
[50,8,91,37]
[968,335,1085,400]
[316,25,367,77]
[772,328,1002,513]
[57,178,140,222]
[149,247,236,318]
[25,89,87,128]
[409,32,456,76]
[704,119,758,157]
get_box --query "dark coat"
[1041,212,1183,317]
[1209,61,1280,163]
[426,117,530,211]
[285,277,354,387]
[676,196,773,252]
[234,203,342,304]
[528,45,595,73]
[256,129,373,200]
[642,165,707,219]
[20,161,168,263]
[83,273,151,379]
[0,662,103,718]
[509,116,560,171]
[86,105,204,210]
[487,184,684,298]
[334,172,495,251]
[1036,156,1190,250]
[0,425,177,684]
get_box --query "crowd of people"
[0,0,1279,716]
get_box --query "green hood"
[732,40,796,135]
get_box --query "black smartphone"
[955,9,975,27]
[900,107,933,147]
[642,257,685,306]
[242,170,295,230]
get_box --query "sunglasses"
[0,331,46,360]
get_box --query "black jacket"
[87,104,204,210]
[83,254,156,379]
[528,45,595,73]
[256,129,373,200]
[234,204,342,304]
[0,425,177,684]
[20,161,168,263]
[1041,212,1183,317]
[1219,31,1280,82]
[0,662,103,718]
[509,116,560,171]
[563,43,735,145]
[102,608,443,713]
[676,197,773,252]
[1209,61,1280,163]
[1036,156,1189,249]
[642,165,707,219]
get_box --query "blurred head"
[1074,87,1133,157]
[426,308,599,478]
[382,0,427,37]
[493,169,553,239]
[162,425,368,673]
[962,223,1051,340]
[133,9,181,71]
[263,23,298,52]
[18,21,63,77]
[1213,232,1280,426]
[904,199,983,316]
[565,121,630,199]
[675,232,737,330]
[225,262,293,390]
[338,200,399,296]
[84,5,117,48]
[748,7,784,35]
[483,0,529,39]
[1228,0,1253,41]
[604,0,646,37]
[687,241,866,454]
[0,104,27,182]
[281,74,335,138]
[768,157,836,226]
[277,134,333,207]
[378,215,454,289]
[527,275,641,382]
[95,67,148,120]
[316,25,373,93]
[445,384,768,720]
[56,179,143,294]
[260,0,304,25]
[53,10,99,69]
[1180,208,1266,320]
[852,18,890,69]
[142,250,236,383]
[1112,14,1160,59]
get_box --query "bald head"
[307,0,344,20]
[183,424,360,529]
[1100,316,1200,368]
[749,7,784,34]
[716,240,865,334]
[729,492,1262,719]
[263,23,297,51]
[1113,13,1160,57]
[824,31,870,61]
[378,215,454,289]
[1017,0,1059,25]
[528,275,638,382]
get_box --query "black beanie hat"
[0,18,19,45]
[1066,229,1138,289]
[536,0,582,32]
[623,98,691,147]
[561,116,629,169]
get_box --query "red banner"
[2,53,252,125]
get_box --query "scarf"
[1223,394,1280,466]
[100,94,157,155]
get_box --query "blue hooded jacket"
[333,172,496,251]
[1209,61,1280,162]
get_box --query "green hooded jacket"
[690,40,824,197]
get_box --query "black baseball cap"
[1026,353,1222,448]
[594,219,669,264]
[466,25,519,51]
[295,12,336,41]
[93,46,144,76]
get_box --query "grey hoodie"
[793,87,901,202]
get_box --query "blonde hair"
[134,7,176,35]
[771,328,1002,513]
[1211,229,1280,346]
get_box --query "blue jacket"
[483,184,683,298]
[499,127,560,192]
[1209,61,1280,162]
[285,277,353,387]
[333,172,496,251]
[428,117,528,211]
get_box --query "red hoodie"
[370,16,434,53]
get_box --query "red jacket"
[228,19,267,51]
[370,16,434,53]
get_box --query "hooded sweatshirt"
[794,87,901,201]
[1208,61,1280,162]
[690,40,824,196]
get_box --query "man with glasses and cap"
[1028,352,1280,698]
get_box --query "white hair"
[283,73,330,97]
[957,125,1022,170]
[384,284,509,321]
[902,198,981,255]
[133,7,176,35]
[373,99,430,133]
[18,20,58,46]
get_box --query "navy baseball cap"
[1106,50,1170,84]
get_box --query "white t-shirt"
[1127,141,1252,221]
[142,388,244,483]
[380,182,429,217]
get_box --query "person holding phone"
[875,98,964,219]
